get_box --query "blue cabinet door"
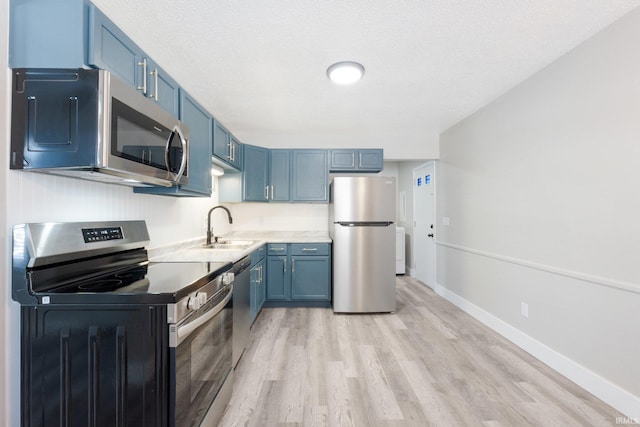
[266,256,290,300]
[212,120,229,162]
[256,259,266,314]
[243,144,269,202]
[147,59,180,117]
[291,256,331,300]
[291,150,328,202]
[213,120,242,170]
[229,136,243,170]
[88,5,143,90]
[177,92,213,195]
[329,149,357,171]
[250,246,266,324]
[269,149,290,201]
[357,149,384,171]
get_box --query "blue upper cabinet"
[243,144,269,202]
[9,0,87,68]
[291,150,328,202]
[145,59,181,117]
[135,90,212,197]
[329,149,384,172]
[9,1,180,117]
[87,6,180,116]
[269,149,290,201]
[212,120,242,171]
[87,5,140,88]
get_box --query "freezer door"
[332,223,395,313]
[331,176,396,222]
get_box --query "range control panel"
[82,227,124,243]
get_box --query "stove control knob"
[187,296,201,311]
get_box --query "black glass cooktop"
[27,260,232,305]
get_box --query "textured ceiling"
[92,0,639,157]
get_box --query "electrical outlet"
[521,302,529,318]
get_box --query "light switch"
[442,217,450,226]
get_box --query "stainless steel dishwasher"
[232,256,251,367]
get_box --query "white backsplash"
[228,202,329,232]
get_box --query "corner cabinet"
[135,91,212,196]
[219,149,328,203]
[265,243,331,306]
[329,149,384,173]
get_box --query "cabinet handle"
[271,185,274,200]
[227,142,233,161]
[359,152,362,167]
[301,248,318,252]
[149,68,159,101]
[271,247,285,252]
[137,58,147,94]
[264,186,269,199]
[292,258,295,273]
[351,152,355,167]
[148,150,152,164]
[258,265,263,284]
[283,258,287,273]
[141,150,146,164]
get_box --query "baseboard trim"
[433,282,640,418]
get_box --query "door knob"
[428,233,434,238]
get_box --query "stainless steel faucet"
[207,205,233,244]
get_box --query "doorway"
[413,162,436,288]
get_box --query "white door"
[413,162,436,288]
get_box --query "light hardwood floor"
[219,275,622,426]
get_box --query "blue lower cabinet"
[291,256,330,300]
[250,248,266,325]
[265,243,331,306]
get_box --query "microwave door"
[165,125,188,183]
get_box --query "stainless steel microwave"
[10,68,189,187]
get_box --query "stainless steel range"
[12,221,234,427]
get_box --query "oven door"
[169,284,233,427]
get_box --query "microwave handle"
[166,125,188,183]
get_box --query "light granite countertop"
[150,230,331,264]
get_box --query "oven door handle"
[175,285,233,346]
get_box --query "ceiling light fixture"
[326,61,365,85]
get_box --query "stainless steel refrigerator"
[330,176,396,313]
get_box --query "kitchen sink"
[201,239,254,250]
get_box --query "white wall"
[437,6,640,417]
